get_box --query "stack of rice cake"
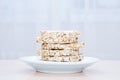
[36,31,85,62]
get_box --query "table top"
[0,60,120,80]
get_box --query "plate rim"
[19,56,99,65]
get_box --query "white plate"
[19,56,99,73]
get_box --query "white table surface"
[0,60,120,80]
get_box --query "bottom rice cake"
[41,42,85,50]
[36,49,84,62]
[37,49,81,56]
[42,54,83,62]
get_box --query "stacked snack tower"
[36,31,85,62]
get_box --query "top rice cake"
[37,31,80,43]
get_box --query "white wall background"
[0,0,120,59]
